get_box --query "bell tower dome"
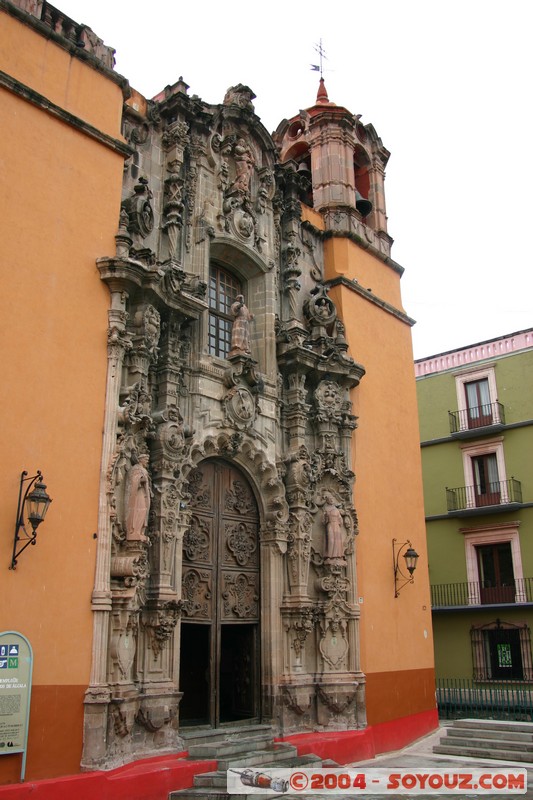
[274,79,392,256]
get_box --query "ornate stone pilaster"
[184,135,204,253]
[284,372,310,448]
[83,288,131,769]
[162,121,189,261]
[259,522,287,722]
[286,510,313,597]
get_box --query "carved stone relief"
[86,79,368,771]
[225,521,257,566]
[181,569,212,619]
[221,572,259,619]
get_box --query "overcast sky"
[58,0,532,359]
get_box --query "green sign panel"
[0,632,33,781]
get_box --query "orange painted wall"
[326,245,436,725]
[325,237,404,311]
[1,12,124,138]
[0,8,125,782]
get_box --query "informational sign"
[0,632,33,781]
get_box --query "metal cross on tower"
[310,39,327,78]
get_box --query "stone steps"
[187,732,275,759]
[453,718,533,735]
[445,727,533,743]
[440,734,533,752]
[181,724,273,748]
[169,724,326,800]
[217,743,298,771]
[434,718,533,762]
[433,744,533,762]
[194,754,324,789]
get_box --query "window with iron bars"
[208,264,241,358]
[471,620,533,681]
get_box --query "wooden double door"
[179,461,260,727]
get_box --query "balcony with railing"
[446,478,522,516]
[431,577,533,609]
[448,402,505,438]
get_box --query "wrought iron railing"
[431,578,533,608]
[436,677,533,720]
[446,478,522,512]
[448,402,505,434]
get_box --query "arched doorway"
[179,460,260,726]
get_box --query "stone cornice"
[0,69,132,157]
[97,257,208,319]
[326,275,415,327]
[301,219,403,276]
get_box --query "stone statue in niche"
[229,295,254,357]
[323,493,346,563]
[228,138,255,197]
[124,453,151,542]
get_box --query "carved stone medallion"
[223,386,256,429]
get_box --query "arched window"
[208,264,242,358]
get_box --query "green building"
[416,329,533,715]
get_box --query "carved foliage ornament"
[183,516,210,562]
[222,572,259,619]
[224,479,255,515]
[316,685,357,715]
[282,686,313,716]
[181,569,211,618]
[187,468,211,509]
[226,522,257,566]
[148,600,183,659]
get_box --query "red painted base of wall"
[281,709,439,764]
[0,709,438,800]
[0,755,217,800]
[278,708,439,765]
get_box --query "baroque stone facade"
[83,80,372,769]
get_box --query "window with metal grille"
[208,265,241,358]
[471,620,533,681]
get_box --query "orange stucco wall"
[1,12,124,138]
[325,237,404,311]
[326,244,436,726]
[0,7,125,782]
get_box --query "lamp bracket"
[392,538,418,598]
[10,470,44,570]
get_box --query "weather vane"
[310,38,327,78]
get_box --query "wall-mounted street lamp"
[393,538,419,597]
[10,471,52,570]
